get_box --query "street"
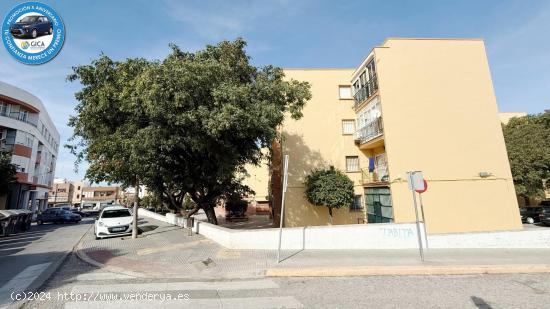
[0,217,548,308]
[18,253,550,308]
[0,218,92,307]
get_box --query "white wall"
[139,209,550,249]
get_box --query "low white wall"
[429,230,550,248]
[139,208,550,249]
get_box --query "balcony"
[354,117,384,148]
[0,111,38,127]
[353,75,378,109]
[361,167,389,186]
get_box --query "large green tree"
[304,166,354,223]
[67,39,311,224]
[502,112,550,198]
[0,151,17,195]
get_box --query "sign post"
[407,171,425,261]
[276,155,289,263]
[415,179,429,249]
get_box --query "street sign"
[407,171,425,191]
[417,179,428,193]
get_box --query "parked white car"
[94,206,133,240]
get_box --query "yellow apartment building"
[245,38,523,234]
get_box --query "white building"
[0,81,59,212]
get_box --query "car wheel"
[37,220,42,225]
[31,29,37,38]
[527,217,535,224]
[49,27,53,35]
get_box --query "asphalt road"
[0,218,92,307]
[18,252,550,309]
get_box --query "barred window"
[346,156,360,172]
[342,120,355,135]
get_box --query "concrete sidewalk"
[75,217,550,279]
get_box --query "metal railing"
[0,111,38,127]
[353,75,378,108]
[361,167,389,184]
[354,117,383,145]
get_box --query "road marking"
[71,279,279,294]
[64,296,304,309]
[0,262,51,307]
[75,273,136,281]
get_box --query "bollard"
[186,216,194,236]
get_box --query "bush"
[304,166,354,221]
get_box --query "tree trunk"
[328,207,333,225]
[204,205,218,225]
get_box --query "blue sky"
[1,0,549,181]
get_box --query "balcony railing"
[353,75,378,108]
[354,117,383,145]
[361,167,389,184]
[0,111,38,127]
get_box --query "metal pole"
[132,182,139,239]
[418,193,429,249]
[277,155,289,263]
[409,173,424,261]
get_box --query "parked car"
[94,206,133,240]
[520,207,543,224]
[540,207,550,226]
[36,208,81,224]
[53,204,87,217]
[10,15,52,39]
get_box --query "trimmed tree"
[304,166,355,223]
[502,112,550,201]
[67,38,311,224]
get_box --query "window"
[19,110,28,122]
[338,86,352,99]
[341,120,355,135]
[366,187,393,223]
[0,102,8,116]
[345,156,360,172]
[351,195,363,211]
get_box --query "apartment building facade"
[0,81,59,211]
[249,38,522,234]
[81,186,122,207]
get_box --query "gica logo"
[2,2,65,65]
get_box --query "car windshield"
[101,209,131,218]
[19,16,40,23]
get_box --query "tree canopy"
[502,112,550,198]
[67,38,311,224]
[304,166,354,221]
[0,151,17,195]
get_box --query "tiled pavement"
[76,217,278,279]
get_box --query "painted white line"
[71,279,279,294]
[64,296,304,309]
[0,262,51,307]
[75,273,136,281]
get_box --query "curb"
[74,226,147,279]
[266,264,550,277]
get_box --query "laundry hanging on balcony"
[368,157,375,172]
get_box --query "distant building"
[0,81,59,211]
[81,186,122,207]
[499,112,527,125]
